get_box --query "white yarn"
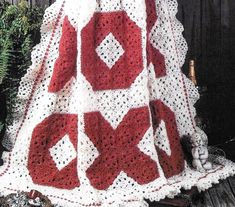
[0,1,235,207]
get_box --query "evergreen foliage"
[0,0,45,140]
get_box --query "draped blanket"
[0,0,235,206]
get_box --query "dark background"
[177,0,235,160]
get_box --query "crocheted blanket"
[0,0,235,206]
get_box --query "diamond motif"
[96,33,125,69]
[49,134,77,171]
[155,121,171,156]
[81,11,143,90]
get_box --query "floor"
[149,176,235,207]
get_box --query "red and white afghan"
[1,0,235,206]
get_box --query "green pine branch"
[0,0,45,133]
[0,35,13,85]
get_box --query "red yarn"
[81,11,143,91]
[150,100,185,178]
[48,16,77,93]
[146,0,166,78]
[84,107,160,190]
[28,114,80,189]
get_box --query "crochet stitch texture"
[0,0,235,206]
